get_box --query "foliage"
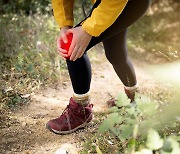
[0,87,30,109]
[135,132,180,154]
[0,0,52,14]
[0,13,67,109]
[98,92,180,153]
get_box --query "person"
[46,0,151,134]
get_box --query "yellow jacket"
[52,0,128,37]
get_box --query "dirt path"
[0,51,163,154]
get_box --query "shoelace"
[60,104,93,123]
[61,105,75,120]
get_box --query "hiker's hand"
[67,26,92,61]
[57,26,71,59]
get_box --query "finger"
[58,48,68,54]
[57,37,67,52]
[79,47,86,58]
[70,46,80,61]
[67,30,76,57]
[73,47,84,61]
[59,52,69,58]
[60,56,66,61]
[68,40,76,58]
[61,32,68,43]
[57,37,61,50]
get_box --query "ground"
[0,48,169,154]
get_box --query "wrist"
[81,26,92,37]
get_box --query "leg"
[103,29,138,103]
[103,29,137,87]
[66,54,91,94]
[65,0,102,95]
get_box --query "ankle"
[124,83,138,94]
[73,91,90,106]
[124,83,138,102]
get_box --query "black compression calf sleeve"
[66,53,91,94]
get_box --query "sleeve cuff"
[57,20,74,29]
[81,18,101,37]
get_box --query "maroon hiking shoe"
[106,98,117,108]
[46,97,93,134]
[106,88,136,107]
[124,87,135,102]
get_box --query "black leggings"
[66,0,151,94]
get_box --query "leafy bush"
[0,0,52,14]
[0,13,66,81]
[98,92,180,153]
[0,13,67,109]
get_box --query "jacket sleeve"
[82,0,128,37]
[52,0,74,28]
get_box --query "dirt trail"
[0,52,161,154]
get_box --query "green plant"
[0,13,67,109]
[0,0,52,14]
[134,129,180,154]
[98,93,180,153]
[0,13,63,79]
